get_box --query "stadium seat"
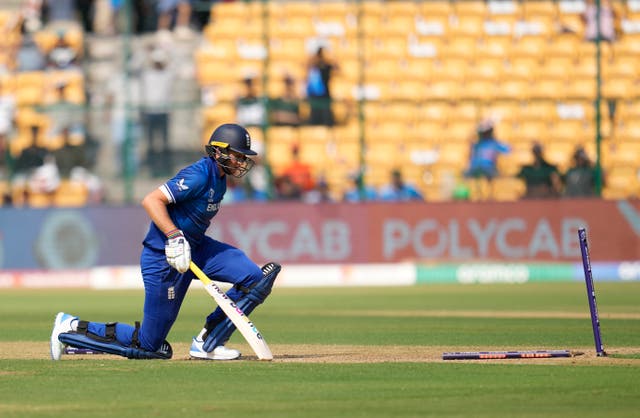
[511,36,548,58]
[494,79,532,101]
[459,79,497,101]
[529,78,568,101]
[546,34,580,59]
[602,77,636,100]
[565,77,597,100]
[425,79,461,100]
[487,0,521,17]
[443,120,477,143]
[491,177,526,201]
[476,38,512,59]
[299,126,333,143]
[431,58,468,82]
[523,0,558,18]
[421,1,453,17]
[455,0,488,17]
[441,36,478,59]
[470,57,505,80]
[53,181,89,207]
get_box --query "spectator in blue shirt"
[464,119,510,182]
[379,169,423,201]
[343,171,378,202]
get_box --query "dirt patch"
[4,342,639,366]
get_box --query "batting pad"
[59,332,173,359]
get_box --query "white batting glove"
[165,229,191,273]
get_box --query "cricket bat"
[189,261,273,361]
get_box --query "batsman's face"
[219,149,255,177]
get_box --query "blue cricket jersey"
[143,157,226,250]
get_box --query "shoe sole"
[189,351,240,361]
[50,312,66,360]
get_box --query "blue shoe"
[189,337,240,360]
[50,312,77,360]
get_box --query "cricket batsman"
[50,123,281,360]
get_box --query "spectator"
[53,127,87,178]
[42,80,86,141]
[75,0,95,33]
[304,177,334,204]
[464,119,510,182]
[140,46,174,176]
[42,0,77,28]
[226,137,269,202]
[46,31,81,71]
[563,146,602,197]
[270,75,302,127]
[0,82,16,179]
[343,171,377,202]
[157,0,193,40]
[235,76,266,128]
[273,174,302,201]
[12,126,48,179]
[582,0,619,43]
[379,168,423,201]
[105,54,142,176]
[305,46,338,126]
[516,143,563,199]
[12,125,60,203]
[15,27,47,72]
[279,144,315,193]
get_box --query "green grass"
[1,282,640,418]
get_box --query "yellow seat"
[510,36,548,58]
[298,126,333,143]
[53,180,89,207]
[213,1,261,19]
[386,1,419,17]
[431,58,468,82]
[455,1,487,16]
[443,120,477,143]
[196,60,239,85]
[476,38,512,59]
[505,56,541,80]
[602,167,640,199]
[384,103,420,124]
[452,101,481,122]
[436,142,470,167]
[491,177,526,201]
[380,15,417,37]
[615,121,640,141]
[545,141,576,170]
[364,58,400,82]
[552,119,591,142]
[459,79,497,101]
[515,120,550,141]
[520,100,558,122]
[425,79,461,100]
[482,100,522,124]
[546,34,580,58]
[523,0,558,18]
[494,79,532,101]
[539,56,575,81]
[613,35,640,58]
[565,77,597,100]
[421,1,453,17]
[602,77,636,100]
[529,78,567,101]
[418,102,452,123]
[440,36,478,59]
[470,57,505,80]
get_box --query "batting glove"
[165,229,191,273]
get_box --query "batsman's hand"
[165,230,191,273]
